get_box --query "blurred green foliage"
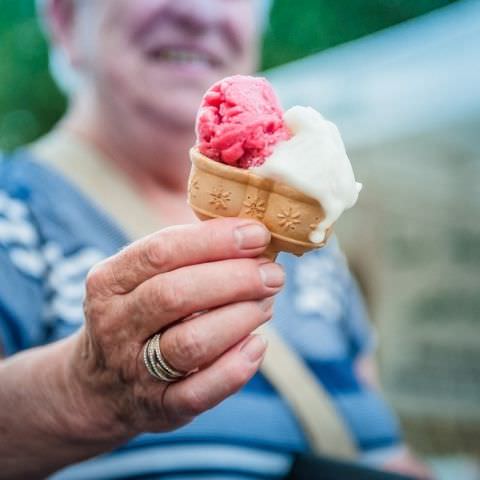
[0,0,458,151]
[262,0,458,69]
[0,1,66,151]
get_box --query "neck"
[62,90,193,197]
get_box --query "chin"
[136,98,197,132]
[150,89,204,127]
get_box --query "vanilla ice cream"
[254,106,362,243]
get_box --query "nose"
[167,0,221,34]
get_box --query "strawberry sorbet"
[195,75,291,168]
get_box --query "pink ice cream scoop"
[195,75,291,168]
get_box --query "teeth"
[149,48,211,65]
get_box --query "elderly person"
[0,0,431,479]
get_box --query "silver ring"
[143,333,189,383]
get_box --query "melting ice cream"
[254,106,362,243]
[195,75,362,244]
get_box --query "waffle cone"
[188,148,332,260]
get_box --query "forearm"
[0,333,130,479]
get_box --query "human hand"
[384,448,434,479]
[67,218,284,441]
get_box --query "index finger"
[87,218,271,296]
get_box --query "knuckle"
[182,388,208,417]
[156,278,184,314]
[252,262,268,289]
[202,222,220,250]
[85,262,107,297]
[83,295,98,323]
[255,298,274,317]
[83,297,112,339]
[83,282,124,340]
[141,232,173,271]
[176,325,205,366]
[182,325,204,358]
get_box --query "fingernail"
[259,263,285,288]
[258,297,274,312]
[241,335,268,362]
[234,223,270,250]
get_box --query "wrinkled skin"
[71,219,283,438]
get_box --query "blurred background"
[1,1,479,479]
[0,0,463,151]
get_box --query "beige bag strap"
[32,132,164,239]
[32,132,357,459]
[258,324,357,459]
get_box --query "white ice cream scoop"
[254,106,362,243]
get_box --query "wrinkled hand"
[68,218,284,440]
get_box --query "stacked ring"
[143,333,188,383]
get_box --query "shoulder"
[0,151,118,352]
[0,149,76,265]
[1,149,127,254]
[0,149,72,222]
[0,148,81,203]
[0,149,45,182]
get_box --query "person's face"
[69,0,259,132]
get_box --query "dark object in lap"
[287,454,416,480]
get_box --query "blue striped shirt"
[0,151,402,479]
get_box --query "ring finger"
[152,297,274,375]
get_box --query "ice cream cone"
[188,148,332,260]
